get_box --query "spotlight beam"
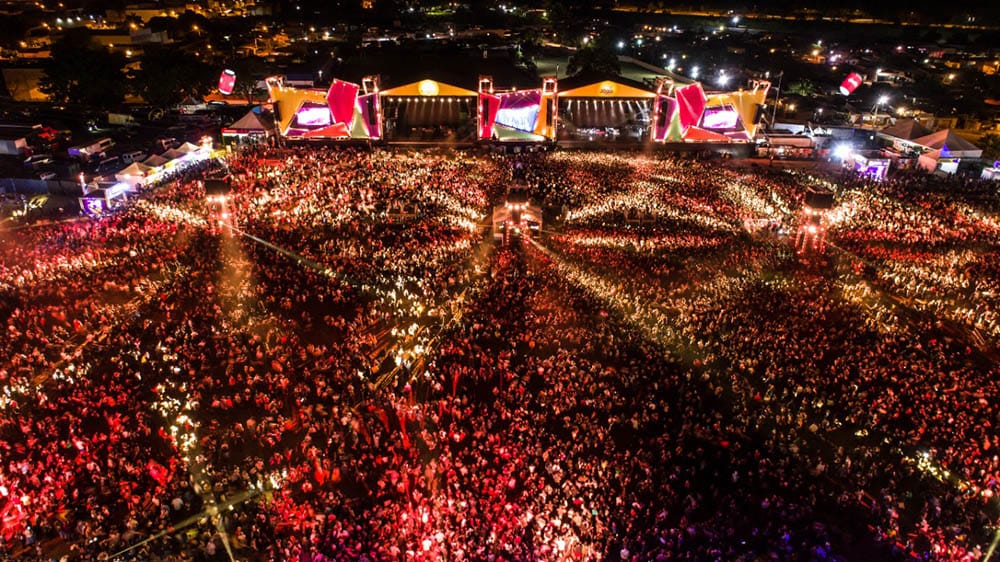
[108,489,259,561]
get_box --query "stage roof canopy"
[381,79,477,97]
[559,80,656,99]
[558,73,656,99]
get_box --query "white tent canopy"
[143,154,168,167]
[879,119,932,141]
[160,148,185,160]
[114,162,153,186]
[911,129,983,159]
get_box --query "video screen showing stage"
[480,90,550,142]
[290,103,333,128]
[495,91,540,133]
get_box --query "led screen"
[496,105,540,133]
[495,91,541,133]
[81,198,108,216]
[700,105,740,130]
[293,104,333,128]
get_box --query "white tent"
[143,154,168,167]
[223,109,274,138]
[114,162,152,187]
[160,148,185,160]
[911,129,983,159]
[879,119,932,141]
[175,142,201,154]
[910,129,982,174]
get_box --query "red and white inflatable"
[839,72,862,96]
[218,69,236,96]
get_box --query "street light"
[873,95,889,125]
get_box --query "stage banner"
[326,80,361,125]
[478,93,501,139]
[654,96,678,141]
[675,83,708,132]
[358,93,380,139]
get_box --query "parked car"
[121,150,146,164]
[23,154,54,168]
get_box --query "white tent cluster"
[911,130,983,174]
[878,120,984,175]
[78,140,216,217]
[114,141,214,189]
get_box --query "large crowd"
[0,147,998,561]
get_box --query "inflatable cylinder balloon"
[218,69,237,96]
[839,72,862,96]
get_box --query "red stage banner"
[675,83,708,132]
[478,93,501,140]
[326,80,360,125]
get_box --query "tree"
[979,133,1000,161]
[227,57,269,104]
[40,29,128,107]
[566,46,621,77]
[130,45,215,107]
[786,79,818,97]
[0,15,29,48]
[545,0,605,44]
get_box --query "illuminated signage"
[80,198,107,216]
[418,80,440,96]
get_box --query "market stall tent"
[911,129,983,159]
[222,109,275,142]
[911,130,982,174]
[114,162,152,187]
